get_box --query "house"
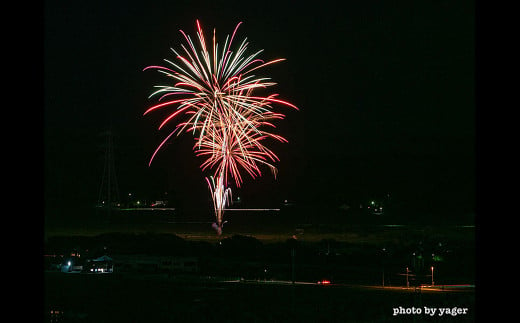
[85,255,114,273]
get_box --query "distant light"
[371,201,375,205]
[317,280,331,285]
[67,261,71,266]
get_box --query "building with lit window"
[85,255,113,273]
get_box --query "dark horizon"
[44,0,475,225]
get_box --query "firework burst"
[144,20,297,234]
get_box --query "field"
[45,272,475,322]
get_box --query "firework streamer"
[144,20,297,235]
[206,174,231,235]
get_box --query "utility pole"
[291,248,295,284]
[381,247,387,287]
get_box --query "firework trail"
[144,20,297,234]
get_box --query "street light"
[431,266,434,286]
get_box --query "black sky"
[44,0,475,221]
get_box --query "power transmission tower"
[97,129,120,215]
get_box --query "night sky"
[44,0,475,222]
